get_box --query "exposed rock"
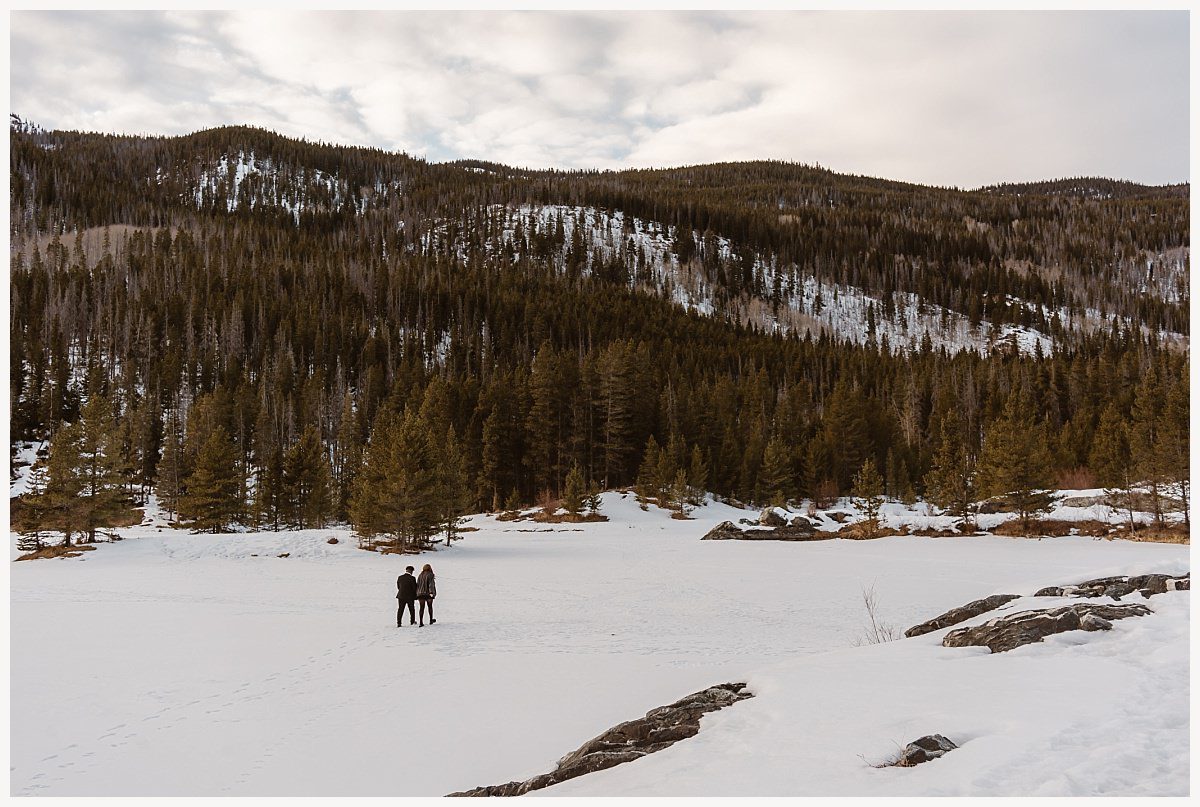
[942,602,1152,653]
[1080,613,1112,631]
[326,537,339,544]
[896,734,957,766]
[904,593,1020,638]
[701,521,747,541]
[977,497,1017,514]
[449,683,753,796]
[1041,573,1189,600]
[758,508,788,527]
[775,520,818,539]
[1058,495,1107,508]
[701,520,825,542]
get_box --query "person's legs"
[397,602,402,627]
[418,599,427,626]
[428,599,435,623]
[405,600,416,625]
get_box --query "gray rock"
[701,521,746,541]
[1051,573,1188,600]
[701,519,824,542]
[897,734,957,766]
[449,683,753,796]
[1058,495,1107,508]
[942,602,1152,653]
[904,594,1020,638]
[1033,586,1064,597]
[1168,576,1190,592]
[1080,614,1112,631]
[759,508,788,527]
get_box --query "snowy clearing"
[10,492,1188,796]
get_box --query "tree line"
[9,123,1190,548]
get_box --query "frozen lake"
[10,493,1188,796]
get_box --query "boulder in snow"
[904,593,1020,638]
[758,508,788,527]
[896,734,958,766]
[701,521,746,541]
[449,683,753,796]
[942,603,1152,653]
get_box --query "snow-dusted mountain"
[11,122,1188,358]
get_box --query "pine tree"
[179,426,243,533]
[924,414,978,530]
[42,421,85,545]
[526,342,566,497]
[256,444,286,531]
[74,395,130,542]
[437,426,473,544]
[686,445,708,507]
[977,392,1055,532]
[156,408,185,520]
[851,458,885,536]
[350,408,440,550]
[333,392,363,520]
[563,463,586,516]
[1159,373,1189,526]
[671,468,692,517]
[283,426,334,529]
[16,462,50,552]
[759,434,793,507]
[583,481,603,516]
[1088,403,1130,489]
[1129,370,1169,524]
[635,435,663,508]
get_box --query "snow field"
[9,492,1188,796]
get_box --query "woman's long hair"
[422,564,434,575]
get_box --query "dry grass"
[530,511,608,524]
[991,518,1114,538]
[15,544,97,562]
[1116,523,1191,544]
[836,522,904,540]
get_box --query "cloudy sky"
[9,10,1189,187]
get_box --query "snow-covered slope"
[171,150,401,221]
[417,203,1174,356]
[10,492,1187,796]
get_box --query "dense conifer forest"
[9,119,1190,547]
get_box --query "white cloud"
[9,10,1188,187]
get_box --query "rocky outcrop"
[1033,573,1190,600]
[1058,495,1107,508]
[896,734,958,766]
[942,602,1152,653]
[758,508,788,527]
[701,519,824,542]
[449,683,753,797]
[904,593,1021,638]
[701,521,748,540]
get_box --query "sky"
[8,10,1190,188]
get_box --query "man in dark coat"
[396,566,418,627]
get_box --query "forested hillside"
[9,119,1190,546]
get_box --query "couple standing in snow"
[396,564,437,627]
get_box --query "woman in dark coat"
[416,564,437,626]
